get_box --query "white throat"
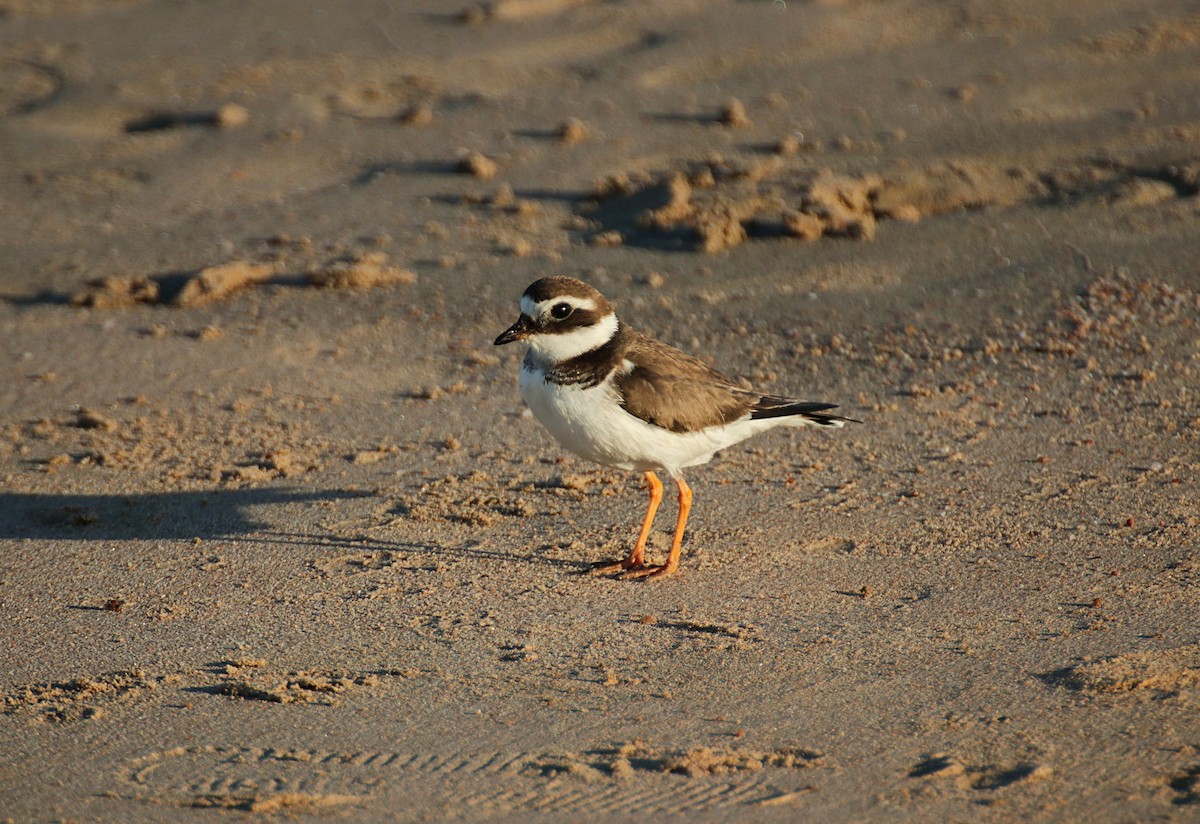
[527,312,618,363]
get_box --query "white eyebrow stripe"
[521,294,598,318]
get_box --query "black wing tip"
[750,399,861,425]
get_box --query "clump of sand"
[70,275,160,308]
[69,260,276,308]
[458,151,499,179]
[579,153,1189,252]
[1060,646,1200,694]
[69,252,416,309]
[307,252,418,289]
[216,668,382,705]
[584,161,883,252]
[532,743,822,781]
[3,670,173,723]
[659,746,821,777]
[172,260,278,306]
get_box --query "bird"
[494,276,854,579]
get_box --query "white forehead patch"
[520,294,599,319]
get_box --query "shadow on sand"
[1,489,593,572]
[0,488,367,541]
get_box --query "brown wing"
[614,330,756,433]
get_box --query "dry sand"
[1,0,1199,820]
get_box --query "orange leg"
[593,471,663,574]
[626,476,691,580]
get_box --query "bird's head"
[494,276,618,362]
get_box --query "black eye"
[550,302,572,320]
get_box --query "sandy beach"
[1,0,1199,820]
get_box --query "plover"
[495,276,853,579]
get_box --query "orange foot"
[591,557,645,575]
[621,563,678,581]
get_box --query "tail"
[749,395,860,428]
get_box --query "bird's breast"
[518,363,638,466]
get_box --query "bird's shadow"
[0,488,367,541]
[1,488,593,573]
[237,530,593,572]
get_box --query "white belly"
[519,364,778,475]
